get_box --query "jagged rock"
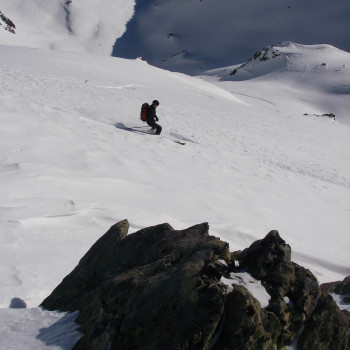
[321,275,350,317]
[303,112,336,120]
[0,11,16,34]
[9,297,27,309]
[320,280,342,294]
[289,264,321,319]
[321,275,350,295]
[298,291,350,350]
[235,230,322,346]
[267,297,295,344]
[41,222,350,350]
[212,285,281,350]
[41,220,231,350]
[236,230,295,299]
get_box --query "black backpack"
[140,103,149,122]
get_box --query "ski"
[115,123,186,145]
[173,140,186,145]
[160,135,186,145]
[127,125,150,129]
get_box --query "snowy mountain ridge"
[1,0,350,73]
[205,42,350,81]
[201,42,350,126]
[112,0,350,73]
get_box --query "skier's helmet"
[152,100,160,106]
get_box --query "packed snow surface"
[1,42,349,349]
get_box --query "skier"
[146,100,162,135]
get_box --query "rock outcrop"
[0,11,16,34]
[320,275,350,317]
[321,275,350,296]
[41,221,350,350]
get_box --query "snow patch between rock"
[221,272,271,308]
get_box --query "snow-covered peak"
[205,42,350,82]
[200,42,350,125]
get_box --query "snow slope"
[0,0,134,54]
[0,42,349,348]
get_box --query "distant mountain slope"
[201,42,350,125]
[1,0,349,74]
[112,0,350,74]
[205,42,350,87]
[0,0,134,54]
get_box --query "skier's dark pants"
[147,121,162,135]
